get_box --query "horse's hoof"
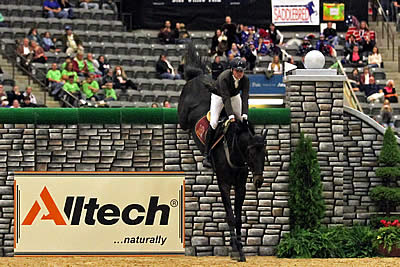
[238,256,246,262]
[230,251,240,261]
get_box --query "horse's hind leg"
[217,181,239,260]
[234,174,247,262]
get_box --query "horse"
[178,43,267,262]
[305,1,318,22]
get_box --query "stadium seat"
[150,79,164,91]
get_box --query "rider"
[203,57,250,168]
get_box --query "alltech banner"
[14,172,185,256]
[272,0,320,26]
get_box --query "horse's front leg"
[233,172,247,262]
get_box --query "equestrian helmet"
[230,58,246,71]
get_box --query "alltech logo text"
[22,186,171,226]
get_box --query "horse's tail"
[184,42,209,81]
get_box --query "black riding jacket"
[214,69,249,117]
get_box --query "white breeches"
[210,93,242,130]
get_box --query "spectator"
[361,32,375,57]
[21,96,37,107]
[243,42,257,70]
[227,53,235,64]
[222,16,237,49]
[211,56,225,80]
[345,34,358,57]
[359,21,369,39]
[0,96,10,108]
[7,86,24,104]
[323,22,339,47]
[27,28,43,47]
[361,76,384,103]
[240,25,250,45]
[381,80,399,103]
[151,103,159,108]
[11,100,21,109]
[80,0,99,9]
[210,29,223,56]
[247,26,258,44]
[86,53,101,76]
[297,37,314,56]
[256,37,269,56]
[73,52,88,77]
[62,26,84,55]
[16,38,33,64]
[227,43,241,58]
[113,66,137,90]
[156,54,181,80]
[266,23,284,45]
[0,12,6,27]
[63,75,82,105]
[360,67,371,86]
[104,82,117,101]
[163,100,171,108]
[42,31,60,52]
[58,0,74,19]
[158,20,174,45]
[173,23,190,44]
[82,73,100,101]
[61,62,79,83]
[31,41,47,63]
[98,55,111,76]
[368,46,382,68]
[43,0,68,19]
[23,86,37,105]
[268,55,282,74]
[345,46,363,67]
[316,34,333,57]
[381,99,394,128]
[348,68,361,91]
[101,70,114,88]
[100,0,118,15]
[0,84,7,100]
[47,63,64,96]
[61,57,72,71]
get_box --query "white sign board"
[272,0,320,26]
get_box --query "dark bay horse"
[178,44,266,262]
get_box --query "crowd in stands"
[43,0,118,19]
[0,84,38,108]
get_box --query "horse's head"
[247,129,267,189]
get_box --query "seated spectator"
[0,84,7,100]
[227,43,241,58]
[243,42,257,70]
[82,74,100,101]
[266,23,284,45]
[345,34,358,57]
[361,32,375,57]
[63,75,82,106]
[61,57,72,71]
[323,22,339,47]
[43,0,68,19]
[86,53,101,76]
[247,26,258,44]
[368,46,382,68]
[256,37,269,56]
[28,28,43,47]
[73,52,88,77]
[21,96,37,108]
[104,82,117,101]
[100,0,118,15]
[23,87,37,105]
[240,25,250,45]
[7,86,24,104]
[348,68,361,91]
[11,100,20,109]
[211,56,225,80]
[47,63,64,96]
[151,103,159,108]
[156,54,181,80]
[227,53,235,64]
[101,70,114,88]
[62,26,84,55]
[361,76,384,103]
[16,38,33,64]
[297,37,314,56]
[61,62,79,83]
[31,41,47,63]
[0,12,6,27]
[381,99,394,128]
[98,55,111,76]
[344,46,363,67]
[163,100,171,108]
[268,55,282,74]
[113,66,137,90]
[360,67,371,86]
[58,0,74,19]
[80,0,99,9]
[42,31,60,52]
[0,96,10,108]
[381,80,399,103]
[158,20,175,45]
[316,34,333,57]
[173,23,190,44]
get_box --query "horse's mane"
[184,42,210,81]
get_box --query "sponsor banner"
[249,74,285,95]
[14,172,185,256]
[153,0,235,5]
[323,3,345,21]
[272,0,320,26]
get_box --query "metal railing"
[374,0,396,63]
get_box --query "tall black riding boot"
[202,127,215,168]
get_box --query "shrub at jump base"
[370,127,400,216]
[277,226,377,258]
[288,132,325,231]
[370,215,400,229]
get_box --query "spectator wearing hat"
[62,26,84,56]
[21,96,37,108]
[156,54,181,80]
[43,0,68,18]
[297,37,314,56]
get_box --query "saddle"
[195,112,225,150]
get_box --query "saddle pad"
[195,113,224,149]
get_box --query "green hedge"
[0,108,291,125]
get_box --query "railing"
[374,0,396,63]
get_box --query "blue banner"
[249,74,285,95]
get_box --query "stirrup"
[202,154,212,168]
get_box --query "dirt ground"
[0,256,399,267]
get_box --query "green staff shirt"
[61,70,78,82]
[46,69,62,82]
[105,88,117,100]
[63,82,80,93]
[82,80,99,98]
[86,60,95,73]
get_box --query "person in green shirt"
[0,12,7,27]
[63,75,82,107]
[82,74,100,100]
[104,82,117,101]
[61,62,79,83]
[47,63,64,97]
[73,52,88,78]
[86,53,102,76]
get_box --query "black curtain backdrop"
[123,0,368,32]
